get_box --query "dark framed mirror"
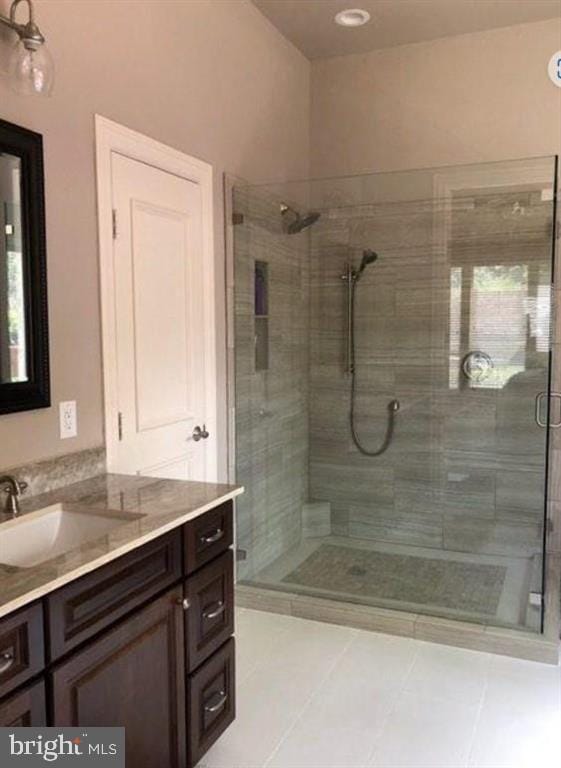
[0,119,49,414]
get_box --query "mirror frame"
[0,119,50,414]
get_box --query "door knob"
[192,424,210,441]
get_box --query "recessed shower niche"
[254,260,269,372]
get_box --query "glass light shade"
[9,39,54,96]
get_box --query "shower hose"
[349,279,400,457]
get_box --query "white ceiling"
[252,0,561,59]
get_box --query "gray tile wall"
[233,187,310,579]
[309,192,554,562]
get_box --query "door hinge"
[232,212,244,226]
[112,209,118,240]
[117,411,123,441]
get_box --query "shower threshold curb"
[235,584,560,665]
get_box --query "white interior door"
[109,152,214,481]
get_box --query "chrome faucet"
[0,476,28,517]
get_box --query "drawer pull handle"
[200,528,224,545]
[202,601,225,620]
[0,651,14,674]
[204,690,227,713]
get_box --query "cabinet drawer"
[47,530,182,661]
[184,550,234,672]
[0,679,46,727]
[0,603,44,700]
[188,638,235,767]
[184,501,233,575]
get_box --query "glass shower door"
[432,159,557,631]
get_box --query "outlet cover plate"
[59,401,77,439]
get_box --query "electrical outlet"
[59,401,77,439]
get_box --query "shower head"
[356,249,378,278]
[290,211,321,234]
[280,203,321,234]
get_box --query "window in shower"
[449,262,552,391]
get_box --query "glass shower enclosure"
[230,156,558,634]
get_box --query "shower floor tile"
[249,535,537,629]
[282,544,506,615]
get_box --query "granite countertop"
[0,473,243,619]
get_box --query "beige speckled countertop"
[0,473,243,619]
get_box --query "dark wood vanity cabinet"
[0,499,236,767]
[0,680,46,726]
[185,549,234,672]
[46,530,182,661]
[188,637,235,766]
[52,586,187,768]
[0,603,44,700]
[184,500,234,574]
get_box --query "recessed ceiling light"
[334,8,371,27]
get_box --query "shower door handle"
[342,264,354,374]
[535,392,561,428]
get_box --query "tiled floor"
[250,535,537,629]
[201,608,561,768]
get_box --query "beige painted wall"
[0,0,310,474]
[1,3,559,479]
[311,19,561,177]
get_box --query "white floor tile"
[204,611,354,768]
[483,654,561,713]
[335,630,418,692]
[266,644,402,768]
[202,608,561,768]
[235,608,296,684]
[369,692,479,768]
[468,702,561,768]
[404,641,491,705]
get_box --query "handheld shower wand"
[341,249,400,457]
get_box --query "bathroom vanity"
[0,473,242,768]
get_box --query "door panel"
[132,201,191,432]
[111,152,212,482]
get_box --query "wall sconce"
[0,0,53,96]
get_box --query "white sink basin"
[0,504,135,568]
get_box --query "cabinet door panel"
[185,550,234,672]
[51,586,186,768]
[0,679,46,726]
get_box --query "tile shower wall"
[233,187,310,579]
[309,191,554,561]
